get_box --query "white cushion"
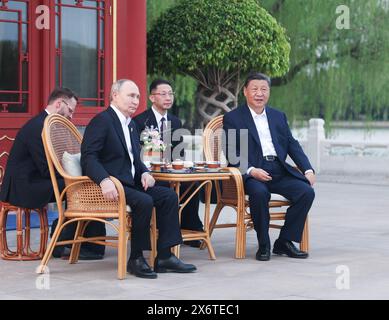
[271,193,289,202]
[62,152,82,176]
[245,193,289,202]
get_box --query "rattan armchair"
[36,114,157,279]
[203,115,309,259]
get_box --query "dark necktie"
[160,117,166,141]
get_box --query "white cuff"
[304,169,314,175]
[99,177,111,187]
[247,167,255,175]
[141,172,150,178]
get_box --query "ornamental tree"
[148,0,290,124]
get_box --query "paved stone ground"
[1,179,389,300]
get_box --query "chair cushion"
[62,152,82,176]
[271,193,289,201]
[244,193,289,202]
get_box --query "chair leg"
[235,206,246,259]
[300,217,309,253]
[117,216,127,280]
[37,218,67,274]
[23,209,32,255]
[149,208,157,267]
[69,221,86,264]
[200,202,223,251]
[0,206,8,258]
[208,202,223,237]
[38,208,49,259]
[16,208,24,260]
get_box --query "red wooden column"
[116,0,147,114]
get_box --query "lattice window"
[0,0,29,113]
[55,0,106,108]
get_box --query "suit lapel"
[265,107,282,156]
[241,105,262,149]
[129,121,139,156]
[107,107,129,156]
[145,109,158,130]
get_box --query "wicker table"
[151,169,231,260]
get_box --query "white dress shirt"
[110,105,135,178]
[247,106,276,175]
[246,106,313,176]
[248,106,277,157]
[151,106,167,132]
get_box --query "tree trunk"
[196,82,239,127]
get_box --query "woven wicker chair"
[36,114,157,279]
[203,115,309,259]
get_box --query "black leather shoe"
[273,239,308,259]
[127,256,158,279]
[52,246,66,258]
[183,240,202,248]
[53,247,104,260]
[154,254,197,273]
[256,245,271,261]
[78,248,104,261]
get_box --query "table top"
[150,168,231,182]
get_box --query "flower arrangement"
[140,125,167,152]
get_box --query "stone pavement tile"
[1,181,389,299]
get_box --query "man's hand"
[305,172,316,186]
[250,168,272,182]
[141,172,155,191]
[100,178,118,201]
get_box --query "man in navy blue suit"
[133,79,203,248]
[223,72,316,261]
[81,79,197,279]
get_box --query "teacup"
[194,161,206,167]
[206,161,220,169]
[172,160,184,170]
[151,161,164,171]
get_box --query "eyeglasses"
[152,92,175,98]
[62,99,75,114]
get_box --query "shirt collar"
[45,109,50,115]
[151,105,167,124]
[110,105,131,127]
[248,105,267,119]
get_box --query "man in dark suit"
[81,79,197,279]
[223,72,316,261]
[0,87,106,260]
[133,79,203,247]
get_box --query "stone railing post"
[306,118,325,173]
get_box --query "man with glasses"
[133,79,204,248]
[0,88,105,260]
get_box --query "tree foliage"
[261,0,389,123]
[148,0,389,125]
[148,0,290,88]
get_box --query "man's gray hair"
[110,79,133,101]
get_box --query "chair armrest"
[63,176,127,217]
[219,167,245,211]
